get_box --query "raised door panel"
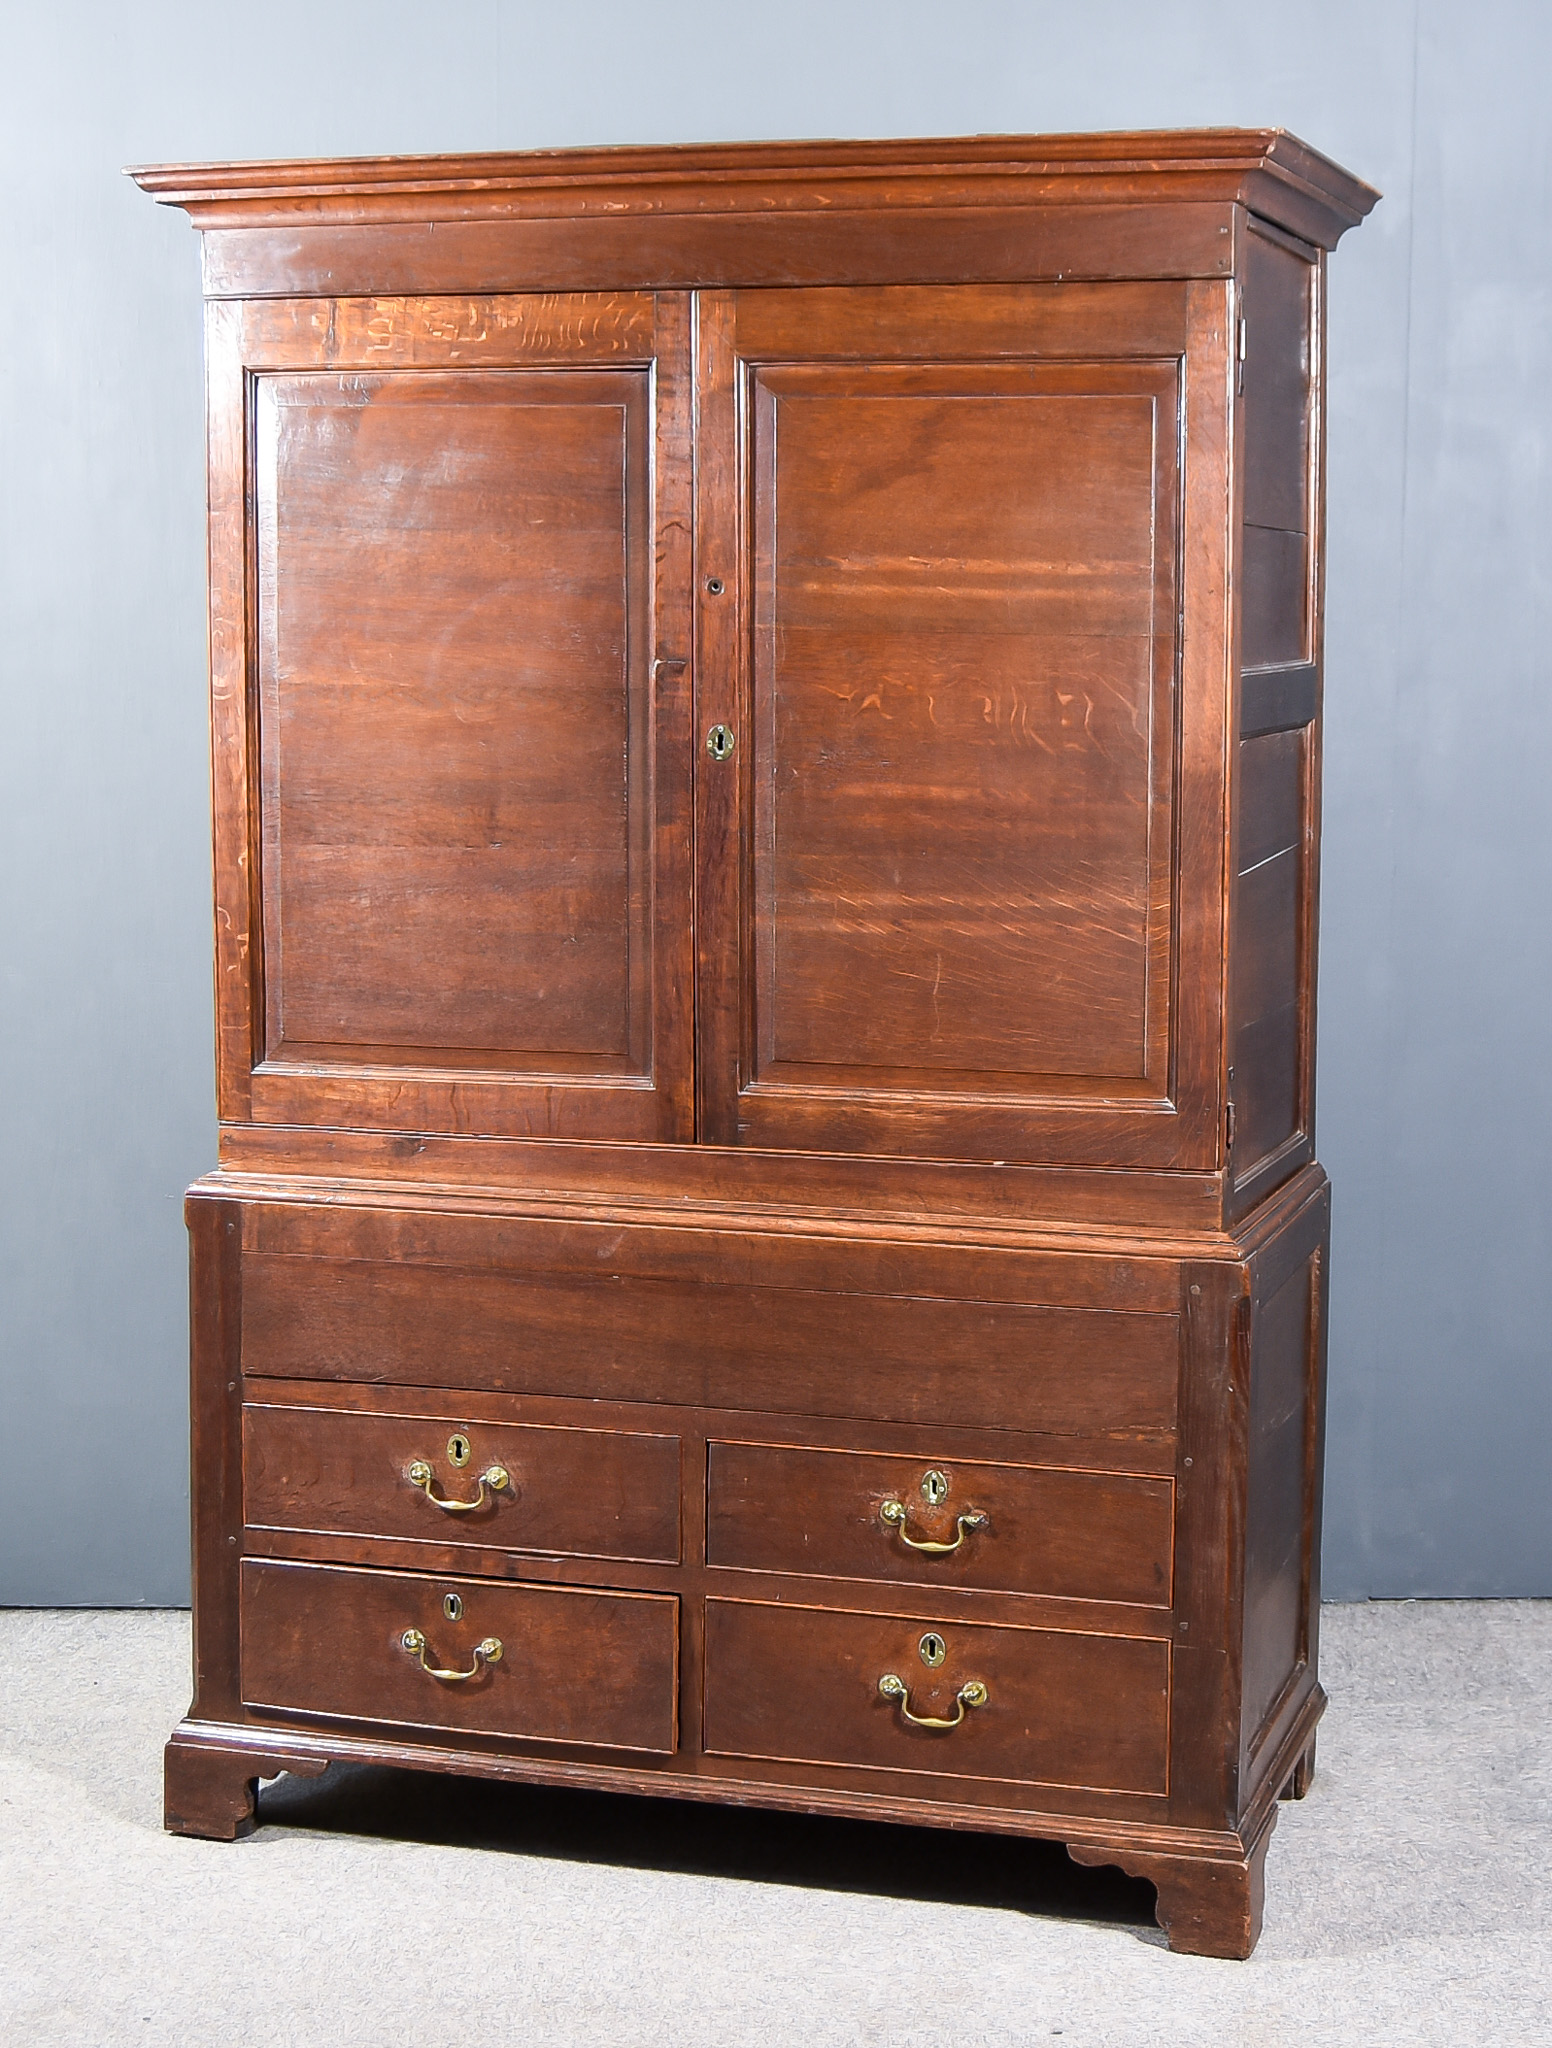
[696,284,1230,1166]
[752,357,1173,1095]
[207,293,694,1141]
[256,369,646,1069]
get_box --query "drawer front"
[244,1402,681,1563]
[703,1598,1169,1794]
[242,1252,1178,1446]
[706,1442,1173,1605]
[240,1559,678,1753]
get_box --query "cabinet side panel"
[186,1195,245,1723]
[1239,1250,1318,1755]
[1232,729,1307,1171]
[1230,227,1320,1208]
[1240,231,1312,667]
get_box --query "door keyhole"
[706,724,736,762]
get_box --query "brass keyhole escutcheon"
[706,724,736,762]
[922,1469,949,1507]
[447,1434,472,1468]
[919,1632,947,1668]
[443,1593,463,1623]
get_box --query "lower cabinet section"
[702,1598,1171,1795]
[239,1559,680,1754]
[177,1170,1332,1959]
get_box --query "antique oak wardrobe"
[132,131,1375,1958]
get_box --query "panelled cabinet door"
[209,292,695,1143]
[695,284,1232,1167]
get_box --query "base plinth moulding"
[164,1729,328,1841]
[167,1717,1275,1959]
[1067,1822,1273,1960]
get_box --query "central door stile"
[646,290,698,1145]
[692,289,746,1146]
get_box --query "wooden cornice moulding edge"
[125,129,1379,250]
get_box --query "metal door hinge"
[1225,1096,1237,1152]
[1237,314,1248,394]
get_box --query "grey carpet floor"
[1,1602,1548,2046]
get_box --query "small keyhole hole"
[443,1593,463,1623]
[448,1434,471,1468]
[705,577,724,595]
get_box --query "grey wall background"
[2,0,1548,1604]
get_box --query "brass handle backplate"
[877,1673,988,1728]
[399,1628,502,1682]
[879,1499,988,1554]
[406,1460,510,1513]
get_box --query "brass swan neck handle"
[399,1628,502,1682]
[877,1673,988,1728]
[878,1498,987,1554]
[406,1460,510,1513]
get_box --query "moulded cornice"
[127,129,1379,251]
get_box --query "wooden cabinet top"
[129,131,1377,299]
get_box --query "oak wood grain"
[254,366,651,1067]
[749,361,1175,1091]
[239,1248,1181,1445]
[234,1185,1194,1306]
